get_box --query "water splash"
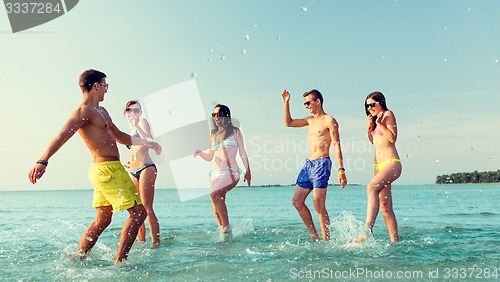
[330,211,373,244]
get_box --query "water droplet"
[495,59,499,63]
[300,7,308,12]
[168,107,175,115]
[190,71,197,78]
[276,35,281,40]
[220,54,225,60]
[86,237,93,242]
[192,18,197,21]
[241,49,247,54]
[406,154,411,158]
[209,48,213,52]
[444,58,448,62]
[435,160,439,164]
[416,135,422,142]
[489,158,493,161]
[244,34,250,40]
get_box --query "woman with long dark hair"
[358,91,402,242]
[194,104,251,239]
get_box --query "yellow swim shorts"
[88,161,141,212]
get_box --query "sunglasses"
[304,100,315,106]
[99,83,109,90]
[126,108,141,113]
[365,102,379,109]
[211,112,222,117]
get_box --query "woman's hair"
[211,104,238,141]
[365,91,389,132]
[124,100,141,115]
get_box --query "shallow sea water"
[1,184,499,281]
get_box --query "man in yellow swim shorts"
[28,69,161,264]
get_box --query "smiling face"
[212,106,222,125]
[303,96,320,114]
[124,101,142,119]
[365,98,382,116]
[97,79,108,102]
[364,91,388,116]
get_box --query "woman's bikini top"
[211,135,237,151]
[370,121,386,136]
[126,132,141,149]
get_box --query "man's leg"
[114,204,146,264]
[77,205,113,259]
[312,188,330,240]
[292,186,318,241]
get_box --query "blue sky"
[1,0,499,190]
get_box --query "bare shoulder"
[325,114,339,126]
[303,115,314,123]
[99,106,110,115]
[383,110,397,121]
[71,104,92,118]
[139,117,150,126]
[384,110,395,117]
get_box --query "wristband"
[36,160,48,166]
[338,168,345,172]
[338,171,345,175]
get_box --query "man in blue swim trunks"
[281,89,347,241]
[28,69,161,264]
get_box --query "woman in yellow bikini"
[193,104,251,240]
[358,91,402,243]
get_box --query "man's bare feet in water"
[353,236,367,243]
[219,226,233,242]
[310,235,320,242]
[354,229,373,243]
[72,247,88,264]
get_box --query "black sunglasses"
[304,101,314,106]
[212,112,223,117]
[126,108,141,113]
[365,102,379,109]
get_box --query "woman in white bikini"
[193,104,251,239]
[124,100,160,247]
[358,91,402,243]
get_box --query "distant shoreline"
[435,170,500,184]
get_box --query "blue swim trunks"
[296,157,332,189]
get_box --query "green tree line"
[436,170,500,184]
